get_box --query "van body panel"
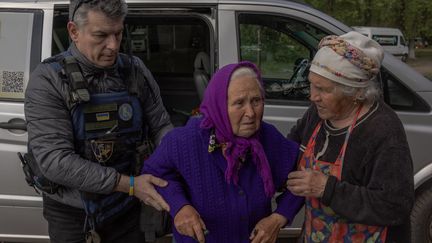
[0,3,50,241]
[382,54,432,92]
[415,163,432,189]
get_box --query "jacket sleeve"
[25,63,118,194]
[142,131,191,218]
[134,57,173,145]
[321,134,414,226]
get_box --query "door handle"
[0,118,27,131]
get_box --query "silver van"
[352,26,409,62]
[0,0,431,242]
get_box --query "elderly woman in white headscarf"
[286,31,414,243]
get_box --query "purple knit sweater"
[143,117,303,242]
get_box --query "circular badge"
[118,103,133,121]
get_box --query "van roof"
[1,0,322,20]
[352,26,402,32]
[3,0,349,33]
[5,0,313,9]
[7,0,307,4]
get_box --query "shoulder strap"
[61,56,90,103]
[118,53,156,103]
[118,53,138,96]
[44,52,90,105]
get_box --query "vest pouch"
[135,140,154,174]
[140,202,172,242]
[17,152,59,194]
[81,139,136,202]
[80,135,139,226]
[82,191,138,227]
[85,137,136,169]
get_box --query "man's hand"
[286,167,328,198]
[174,205,207,243]
[114,174,170,211]
[250,213,287,243]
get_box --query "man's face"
[68,10,124,67]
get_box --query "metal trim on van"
[0,234,49,243]
[414,163,432,189]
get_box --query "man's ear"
[67,21,79,42]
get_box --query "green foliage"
[239,24,309,78]
[304,0,432,41]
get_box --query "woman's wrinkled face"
[308,72,354,122]
[227,75,264,138]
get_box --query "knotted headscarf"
[310,31,384,87]
[199,61,275,197]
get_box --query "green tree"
[304,0,432,59]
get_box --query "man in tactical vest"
[24,0,173,242]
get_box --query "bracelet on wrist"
[129,176,134,196]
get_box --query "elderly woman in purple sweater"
[143,61,303,242]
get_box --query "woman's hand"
[286,167,328,198]
[250,213,287,243]
[174,205,207,242]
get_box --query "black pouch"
[140,202,172,243]
[17,152,59,194]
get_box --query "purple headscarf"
[200,61,275,197]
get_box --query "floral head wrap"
[310,31,384,87]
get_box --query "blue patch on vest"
[118,103,133,121]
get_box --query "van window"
[124,16,210,75]
[238,13,328,103]
[52,11,210,74]
[125,16,211,126]
[381,69,429,112]
[0,10,42,100]
[372,35,398,46]
[399,36,406,46]
[52,8,211,126]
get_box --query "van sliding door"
[0,5,49,242]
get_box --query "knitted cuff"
[321,175,337,206]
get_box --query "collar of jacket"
[69,43,119,79]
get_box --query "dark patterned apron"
[299,106,387,243]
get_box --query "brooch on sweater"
[208,132,226,153]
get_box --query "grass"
[415,48,432,58]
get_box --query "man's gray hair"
[70,0,128,27]
[335,78,381,105]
